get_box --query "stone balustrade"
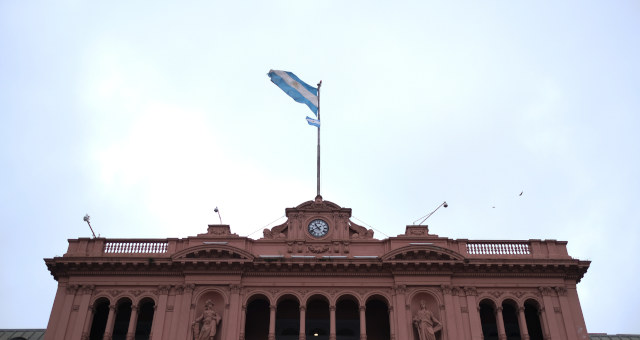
[104,240,168,254]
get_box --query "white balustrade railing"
[466,242,530,255]
[104,241,168,254]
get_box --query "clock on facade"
[308,219,329,238]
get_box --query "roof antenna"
[214,207,222,224]
[413,201,448,225]
[83,214,97,238]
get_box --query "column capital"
[299,306,306,312]
[270,305,277,311]
[330,305,336,312]
[109,305,117,312]
[131,305,139,312]
[359,305,366,312]
[441,284,452,295]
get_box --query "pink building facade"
[44,197,590,340]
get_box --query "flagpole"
[316,80,322,197]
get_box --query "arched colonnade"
[84,295,156,340]
[478,296,547,340]
[239,291,392,340]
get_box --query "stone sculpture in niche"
[413,300,442,340]
[192,300,221,340]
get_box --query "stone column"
[239,305,247,340]
[268,304,277,340]
[442,285,460,340]
[103,305,117,340]
[150,285,170,340]
[125,305,139,340]
[73,285,94,340]
[495,306,507,340]
[464,287,483,340]
[359,305,366,340]
[329,305,336,340]
[299,306,307,340]
[517,306,530,340]
[80,304,95,340]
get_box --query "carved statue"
[192,300,221,340]
[413,300,441,340]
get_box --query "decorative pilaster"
[52,284,79,340]
[464,287,483,340]
[73,285,95,340]
[177,284,195,340]
[538,307,551,340]
[555,286,578,340]
[239,305,247,340]
[80,304,95,340]
[150,285,170,340]
[441,285,459,340]
[388,305,396,340]
[359,306,366,340]
[268,304,277,340]
[392,285,408,340]
[539,287,561,339]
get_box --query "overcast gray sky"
[1,0,639,334]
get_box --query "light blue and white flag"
[268,70,318,115]
[306,116,320,128]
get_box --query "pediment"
[381,245,465,262]
[172,245,254,262]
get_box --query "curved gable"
[172,244,254,262]
[381,244,464,262]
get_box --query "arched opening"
[89,298,110,340]
[479,300,498,340]
[336,297,359,340]
[524,300,544,340]
[276,297,300,340]
[135,298,155,340]
[245,296,270,340]
[306,295,330,340]
[112,299,132,340]
[502,300,521,340]
[365,297,389,340]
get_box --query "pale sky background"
[1,0,639,334]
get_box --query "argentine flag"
[268,70,318,115]
[306,116,320,128]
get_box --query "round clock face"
[308,219,329,238]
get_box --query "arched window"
[275,296,300,340]
[135,298,155,340]
[365,297,390,340]
[89,298,110,340]
[524,300,544,340]
[501,300,521,340]
[245,296,270,340]
[479,299,498,340]
[112,299,132,340]
[306,295,330,340]
[336,297,359,340]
